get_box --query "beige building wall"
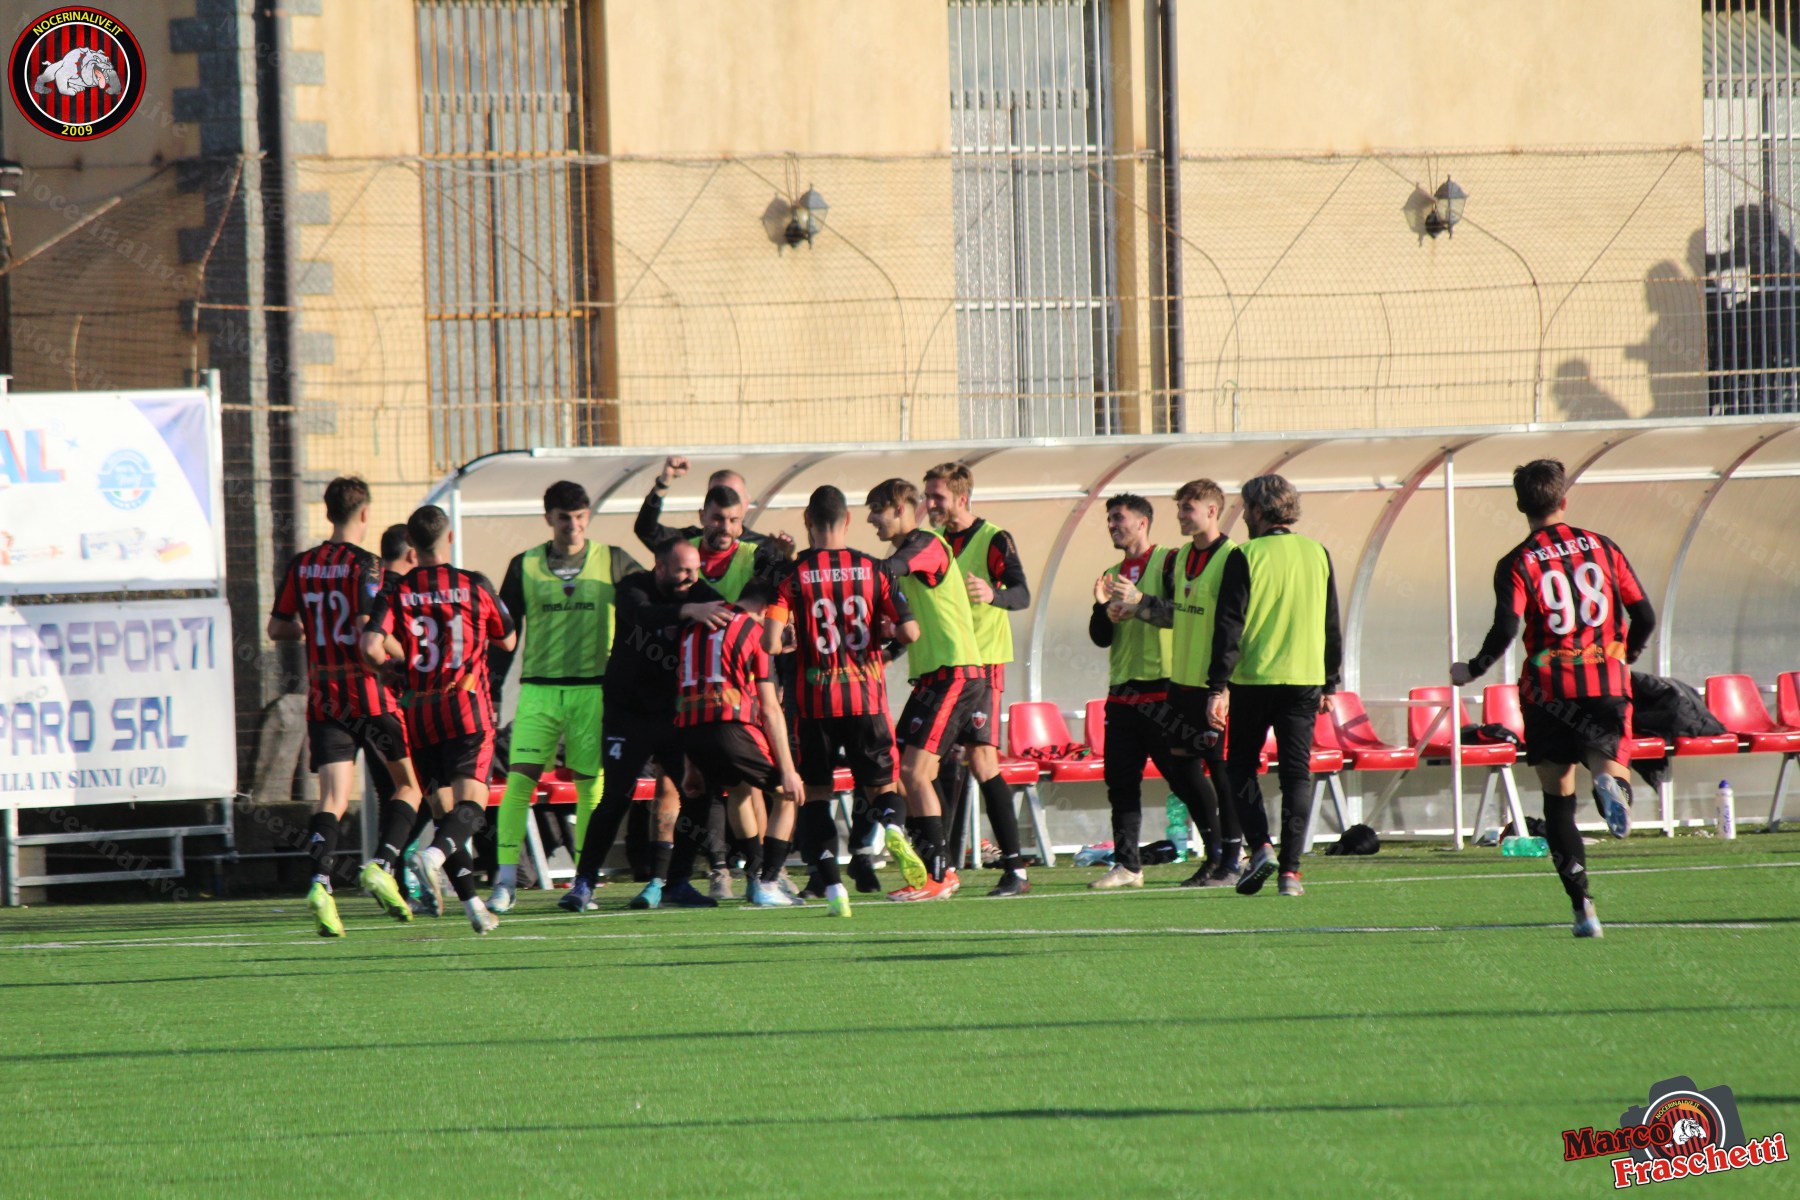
[289,0,433,542]
[12,0,1713,528]
[1165,0,1703,430]
[598,0,961,443]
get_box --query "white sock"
[495,863,517,889]
[420,846,446,872]
[825,882,848,901]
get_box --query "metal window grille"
[416,0,599,468]
[950,0,1118,438]
[1703,1,1800,414]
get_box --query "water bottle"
[1717,780,1736,840]
[1165,794,1190,863]
[1500,835,1549,857]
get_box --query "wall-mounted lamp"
[1423,176,1467,238]
[762,185,830,248]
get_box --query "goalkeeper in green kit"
[489,480,644,912]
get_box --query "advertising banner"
[0,597,236,807]
[0,388,223,592]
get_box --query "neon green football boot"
[883,824,928,890]
[359,861,412,923]
[307,881,345,938]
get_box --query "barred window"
[1703,1,1800,414]
[950,0,1118,438]
[416,0,602,468]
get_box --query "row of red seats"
[483,673,1800,822]
[1002,673,1800,836]
[1008,673,1800,773]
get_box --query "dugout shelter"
[427,417,1800,846]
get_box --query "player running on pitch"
[362,505,517,934]
[764,485,919,916]
[1452,459,1655,939]
[488,481,643,913]
[268,477,422,937]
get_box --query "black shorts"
[895,668,995,756]
[308,714,410,772]
[604,707,684,784]
[1522,696,1630,767]
[1164,683,1223,757]
[682,722,783,795]
[796,713,897,790]
[412,730,495,793]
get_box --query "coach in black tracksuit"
[564,540,727,900]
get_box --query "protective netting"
[1,145,1790,512]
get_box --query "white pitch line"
[4,858,1796,953]
[2,919,1786,954]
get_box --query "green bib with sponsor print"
[690,535,759,602]
[519,542,615,683]
[899,529,982,678]
[1233,533,1330,687]
[1104,547,1173,686]
[1167,539,1237,688]
[953,520,1014,666]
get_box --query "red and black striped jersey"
[674,610,769,728]
[366,565,513,742]
[272,541,397,722]
[1497,523,1647,701]
[774,547,912,718]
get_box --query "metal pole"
[4,804,17,907]
[1445,452,1464,849]
[1159,0,1185,429]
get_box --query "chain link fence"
[2,145,1787,505]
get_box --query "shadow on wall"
[1623,229,1712,419]
[1558,231,1715,422]
[1552,358,1628,421]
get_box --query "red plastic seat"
[631,776,658,801]
[1706,674,1800,753]
[1488,681,1666,760]
[1410,687,1517,766]
[830,766,858,793]
[1261,726,1344,774]
[535,777,578,804]
[1322,691,1418,771]
[1083,699,1108,756]
[1080,697,1165,781]
[486,781,507,807]
[1779,672,1800,728]
[1005,700,1102,782]
[1483,684,1525,741]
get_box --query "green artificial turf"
[2,835,1798,1198]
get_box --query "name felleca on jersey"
[1526,534,1602,562]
